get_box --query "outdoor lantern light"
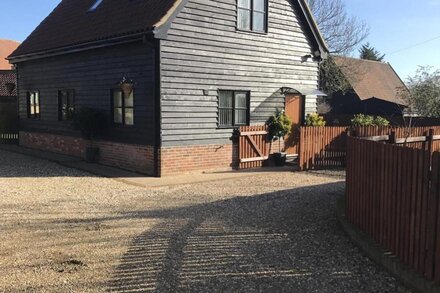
[119,77,134,97]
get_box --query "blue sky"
[0,0,439,81]
[345,0,440,79]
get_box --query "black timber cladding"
[160,0,321,146]
[16,41,156,145]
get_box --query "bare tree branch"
[307,0,369,55]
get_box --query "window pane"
[238,0,251,8]
[34,92,39,114]
[219,109,233,126]
[252,11,265,31]
[238,9,251,30]
[113,91,123,107]
[219,91,233,107]
[125,91,134,107]
[235,109,248,124]
[253,0,265,11]
[235,92,247,108]
[114,108,123,124]
[125,108,134,125]
[29,93,35,115]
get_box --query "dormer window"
[237,0,267,33]
[89,0,103,12]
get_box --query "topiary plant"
[305,113,326,126]
[74,107,108,140]
[266,110,292,153]
[74,107,108,162]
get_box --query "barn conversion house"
[8,0,328,176]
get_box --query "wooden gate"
[0,97,19,145]
[238,125,270,169]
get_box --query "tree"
[359,43,385,61]
[403,66,440,117]
[319,56,351,94]
[307,0,369,55]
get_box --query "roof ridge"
[0,39,21,43]
[335,55,388,65]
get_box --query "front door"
[284,94,303,155]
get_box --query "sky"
[0,0,439,81]
[345,0,440,80]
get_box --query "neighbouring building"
[327,57,408,122]
[8,0,328,176]
[0,40,19,138]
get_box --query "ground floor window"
[58,90,75,121]
[112,89,134,126]
[218,90,250,127]
[26,91,40,119]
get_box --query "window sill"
[217,126,247,130]
[236,28,268,35]
[111,124,135,129]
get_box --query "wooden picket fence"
[0,133,18,145]
[299,126,440,170]
[346,136,440,283]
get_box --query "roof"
[334,56,408,106]
[9,0,328,61]
[0,40,20,69]
[0,70,17,97]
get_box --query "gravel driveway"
[0,149,410,292]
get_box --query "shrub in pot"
[74,107,108,163]
[266,110,292,166]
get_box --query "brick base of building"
[159,143,239,176]
[19,131,155,175]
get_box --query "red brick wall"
[19,131,154,175]
[159,143,239,176]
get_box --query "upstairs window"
[218,90,250,128]
[112,90,134,126]
[58,90,75,121]
[237,0,267,32]
[89,0,103,12]
[27,91,40,120]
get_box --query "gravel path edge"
[337,195,438,293]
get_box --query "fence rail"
[299,126,440,170]
[346,136,440,283]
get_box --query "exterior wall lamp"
[119,77,135,97]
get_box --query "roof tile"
[10,0,178,58]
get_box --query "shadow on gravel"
[82,181,406,293]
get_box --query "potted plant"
[266,110,292,166]
[119,77,134,98]
[74,107,108,163]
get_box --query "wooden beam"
[240,131,268,136]
[245,135,264,157]
[240,156,269,163]
[363,135,389,142]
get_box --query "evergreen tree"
[359,43,385,61]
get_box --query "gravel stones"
[0,150,410,292]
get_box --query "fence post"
[389,131,396,144]
[428,129,434,155]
